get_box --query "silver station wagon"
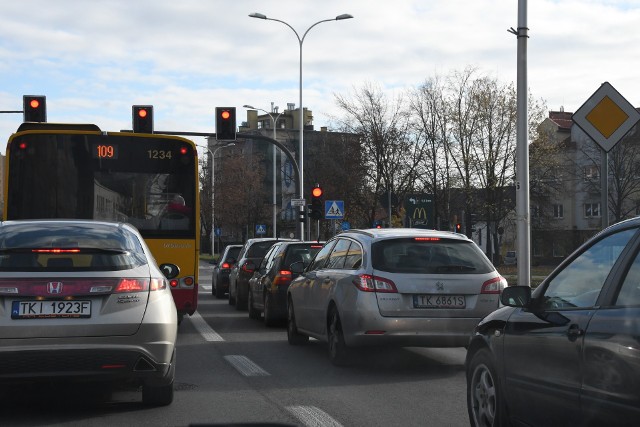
[287,228,507,365]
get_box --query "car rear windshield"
[247,241,277,258]
[371,237,495,274]
[0,223,147,271]
[284,244,323,267]
[225,246,241,261]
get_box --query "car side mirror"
[500,286,531,307]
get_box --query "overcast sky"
[2,0,640,151]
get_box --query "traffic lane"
[196,273,469,426]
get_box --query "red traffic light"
[23,95,47,122]
[137,108,148,118]
[455,223,462,232]
[220,110,231,120]
[312,186,323,198]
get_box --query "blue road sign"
[325,200,344,219]
[256,224,267,235]
[341,221,351,231]
[215,227,222,236]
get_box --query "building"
[530,108,640,264]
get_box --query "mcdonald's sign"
[405,194,434,229]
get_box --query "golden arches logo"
[412,207,428,220]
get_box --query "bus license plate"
[413,295,466,309]
[11,300,91,319]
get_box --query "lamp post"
[205,142,235,255]
[249,12,353,240]
[243,104,283,238]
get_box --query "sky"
[2,0,640,152]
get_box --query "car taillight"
[353,274,398,293]
[481,276,507,294]
[222,262,231,269]
[114,279,149,293]
[273,270,292,286]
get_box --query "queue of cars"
[0,220,177,406]
[226,223,640,425]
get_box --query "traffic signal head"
[216,107,236,141]
[132,105,154,133]
[455,223,462,233]
[374,221,382,229]
[23,95,47,122]
[309,184,324,220]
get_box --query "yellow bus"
[4,122,200,323]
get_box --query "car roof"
[340,228,471,242]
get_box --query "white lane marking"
[224,355,270,376]
[200,285,212,292]
[190,311,224,342]
[287,406,343,427]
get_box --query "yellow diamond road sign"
[573,82,640,152]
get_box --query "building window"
[552,241,566,258]
[585,203,601,218]
[584,164,599,181]
[553,204,564,219]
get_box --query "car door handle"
[567,324,584,339]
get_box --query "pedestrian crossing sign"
[256,224,267,235]
[325,200,344,219]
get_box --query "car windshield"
[371,237,494,274]
[0,222,147,271]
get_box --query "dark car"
[247,241,324,326]
[0,219,177,406]
[466,217,640,426]
[212,244,242,299]
[228,238,294,310]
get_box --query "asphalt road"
[1,260,470,427]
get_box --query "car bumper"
[340,297,481,348]
[0,324,176,384]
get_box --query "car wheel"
[142,380,174,406]
[236,283,247,311]
[328,307,350,366]
[287,297,308,345]
[228,282,236,305]
[264,292,277,327]
[467,348,508,427]
[248,289,260,320]
[215,284,226,299]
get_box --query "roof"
[548,111,573,131]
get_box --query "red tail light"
[353,274,397,293]
[273,270,292,286]
[114,279,149,293]
[481,276,507,294]
[221,262,231,269]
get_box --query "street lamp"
[202,142,235,255]
[249,12,353,240]
[243,104,283,238]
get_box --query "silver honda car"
[0,220,177,405]
[287,228,507,365]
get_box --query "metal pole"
[601,149,609,228]
[512,0,530,287]
[207,143,235,256]
[248,13,353,241]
